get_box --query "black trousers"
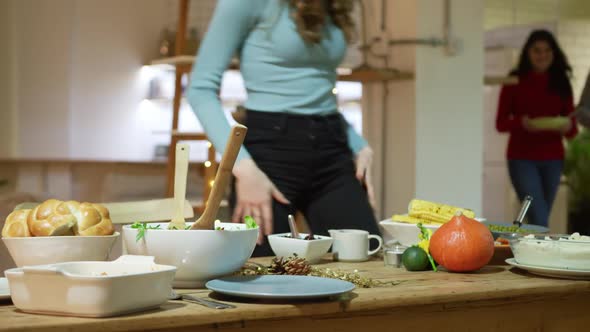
[229,110,381,257]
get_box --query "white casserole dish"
[4,255,176,317]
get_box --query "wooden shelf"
[172,132,208,141]
[0,157,210,165]
[149,57,518,86]
[148,57,414,83]
[337,67,415,82]
[149,56,239,70]
[152,130,208,141]
[146,97,185,103]
[150,55,195,66]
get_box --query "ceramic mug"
[328,229,383,262]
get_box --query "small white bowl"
[267,233,333,263]
[2,233,120,267]
[123,222,258,288]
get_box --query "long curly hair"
[288,0,356,44]
[511,29,573,99]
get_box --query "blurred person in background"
[496,30,578,227]
[187,0,380,257]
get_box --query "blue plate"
[205,275,355,299]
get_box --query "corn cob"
[408,199,475,224]
[391,214,443,226]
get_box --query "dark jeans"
[229,110,380,257]
[508,159,563,227]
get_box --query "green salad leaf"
[244,215,258,229]
[130,222,161,242]
[416,223,437,272]
[169,225,192,230]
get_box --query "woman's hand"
[232,158,290,244]
[559,118,573,135]
[355,146,376,210]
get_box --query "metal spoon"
[513,195,533,228]
[168,290,235,309]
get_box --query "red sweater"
[496,72,578,160]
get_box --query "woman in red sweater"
[496,29,578,227]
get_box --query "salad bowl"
[123,221,257,288]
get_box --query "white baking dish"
[4,255,176,317]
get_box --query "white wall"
[414,0,484,214]
[363,0,484,219]
[558,20,590,99]
[381,0,417,219]
[14,0,75,159]
[0,0,16,157]
[4,0,181,161]
[69,0,167,160]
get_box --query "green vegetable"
[487,224,527,233]
[244,215,258,229]
[564,129,590,213]
[528,116,569,130]
[169,225,192,230]
[130,222,161,241]
[402,246,430,271]
[416,223,438,271]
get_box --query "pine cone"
[269,255,311,275]
[284,257,311,275]
[269,256,288,275]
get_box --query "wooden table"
[1,257,589,332]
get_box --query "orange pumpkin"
[429,212,494,272]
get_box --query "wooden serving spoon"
[168,143,190,230]
[191,125,247,230]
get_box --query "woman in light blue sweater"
[187,0,380,256]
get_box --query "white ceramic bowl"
[123,222,258,288]
[2,232,120,267]
[379,221,439,247]
[267,233,333,263]
[380,218,487,247]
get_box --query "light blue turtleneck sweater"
[187,0,367,160]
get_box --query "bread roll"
[2,209,32,237]
[65,201,114,236]
[27,199,77,236]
